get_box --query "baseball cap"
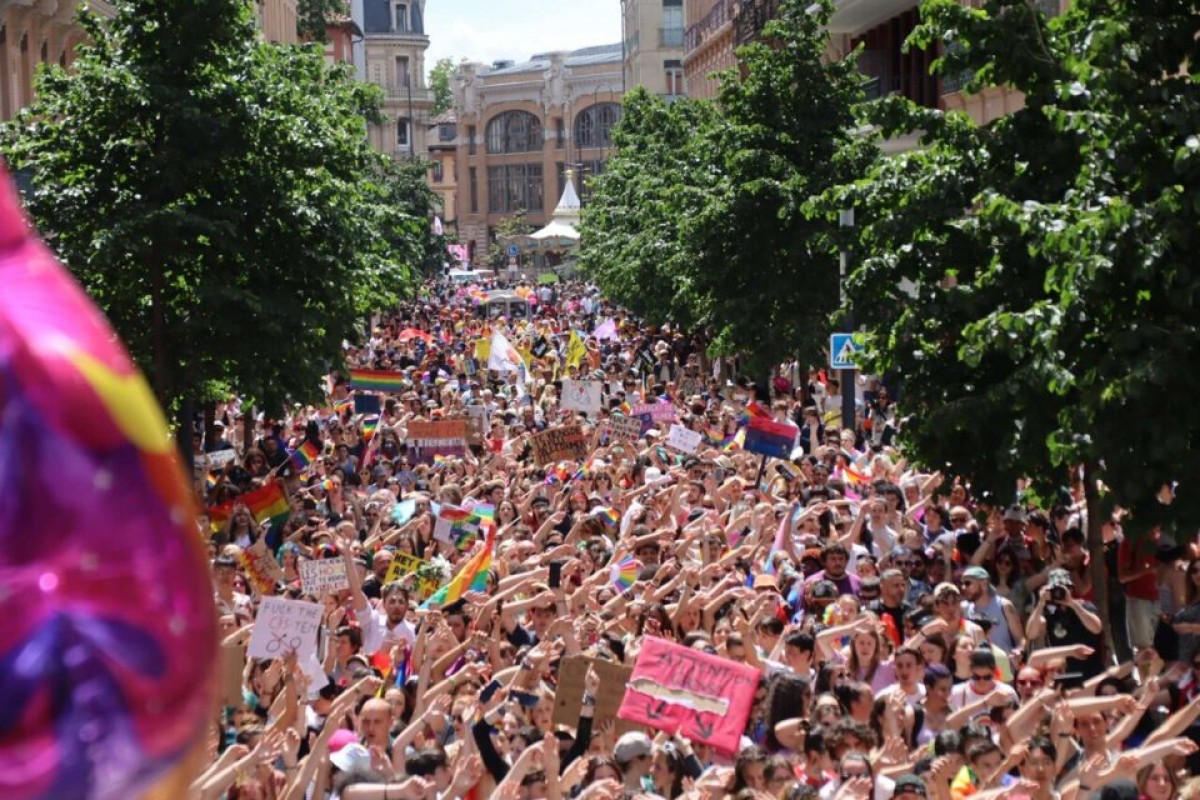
[961,566,990,582]
[613,731,653,764]
[811,580,838,599]
[1003,504,1027,522]
[893,774,927,797]
[330,742,371,772]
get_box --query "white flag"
[488,330,523,374]
[432,216,444,236]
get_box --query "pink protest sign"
[616,637,758,753]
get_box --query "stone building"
[452,43,624,264]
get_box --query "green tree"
[2,0,430,419]
[581,0,876,373]
[297,0,345,42]
[833,0,1200,628]
[487,211,532,270]
[429,57,456,117]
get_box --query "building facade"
[427,111,457,233]
[452,44,624,264]
[0,0,300,123]
[621,0,686,99]
[682,0,1066,124]
[359,0,434,160]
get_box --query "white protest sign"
[206,449,240,468]
[560,379,603,414]
[299,558,349,596]
[666,424,703,454]
[248,597,323,662]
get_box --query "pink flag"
[593,318,618,341]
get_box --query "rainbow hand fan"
[610,557,641,593]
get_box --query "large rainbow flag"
[421,526,496,609]
[349,369,406,392]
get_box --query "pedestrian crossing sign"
[830,333,863,370]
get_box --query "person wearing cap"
[931,583,983,643]
[960,565,1024,654]
[613,731,654,791]
[892,773,927,799]
[1027,568,1103,681]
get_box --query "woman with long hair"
[1138,761,1181,800]
[845,620,896,694]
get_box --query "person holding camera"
[1025,568,1104,682]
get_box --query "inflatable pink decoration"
[0,166,218,799]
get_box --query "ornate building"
[452,44,624,264]
[357,0,434,160]
[0,0,299,122]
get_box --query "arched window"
[574,103,621,150]
[485,111,544,154]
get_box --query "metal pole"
[406,71,415,159]
[839,208,856,437]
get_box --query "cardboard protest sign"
[742,416,798,460]
[530,425,587,465]
[299,558,349,596]
[407,419,468,464]
[666,424,702,454]
[465,405,488,446]
[220,644,248,707]
[631,402,676,424]
[553,656,634,732]
[608,415,644,441]
[617,637,758,753]
[240,539,283,594]
[248,597,323,662]
[560,379,603,414]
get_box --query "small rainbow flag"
[362,415,379,443]
[291,440,320,472]
[432,454,452,469]
[333,397,353,415]
[593,507,620,530]
[204,472,219,492]
[611,557,640,593]
[244,481,290,525]
[843,466,870,485]
[349,369,407,393]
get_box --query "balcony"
[734,0,779,46]
[684,0,736,53]
[857,48,939,108]
[374,81,435,105]
[659,27,685,47]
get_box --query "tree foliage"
[580,0,876,373]
[833,0,1200,534]
[2,0,432,413]
[297,0,345,42]
[487,211,532,270]
[429,57,456,117]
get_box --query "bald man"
[359,697,394,755]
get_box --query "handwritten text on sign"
[665,424,703,454]
[616,637,758,753]
[299,558,349,596]
[530,425,588,465]
[248,597,323,662]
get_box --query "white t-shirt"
[948,679,1017,713]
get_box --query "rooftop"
[479,43,622,76]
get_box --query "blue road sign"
[830,333,863,370]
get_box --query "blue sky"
[425,0,623,70]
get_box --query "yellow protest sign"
[383,552,425,586]
[566,331,586,369]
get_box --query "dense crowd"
[193,277,1200,800]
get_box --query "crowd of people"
[192,276,1200,800]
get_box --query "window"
[431,161,444,182]
[577,160,607,206]
[394,3,408,32]
[665,59,684,96]
[469,167,478,213]
[395,56,410,89]
[661,0,684,47]
[467,125,477,155]
[486,164,544,213]
[485,111,544,154]
[574,103,622,150]
[438,123,457,143]
[397,118,410,149]
[555,118,565,149]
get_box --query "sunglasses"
[971,673,995,682]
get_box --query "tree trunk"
[1083,462,1110,664]
[177,397,195,475]
[244,406,255,453]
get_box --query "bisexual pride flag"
[743,416,798,460]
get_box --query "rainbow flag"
[333,397,353,416]
[244,481,290,525]
[290,440,320,472]
[204,472,219,492]
[432,454,451,469]
[746,400,772,420]
[349,369,406,393]
[362,415,379,443]
[422,526,496,609]
[593,507,620,530]
[842,466,870,485]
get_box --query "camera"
[1050,586,1067,603]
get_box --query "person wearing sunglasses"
[948,649,1016,712]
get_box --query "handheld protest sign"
[0,168,218,799]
